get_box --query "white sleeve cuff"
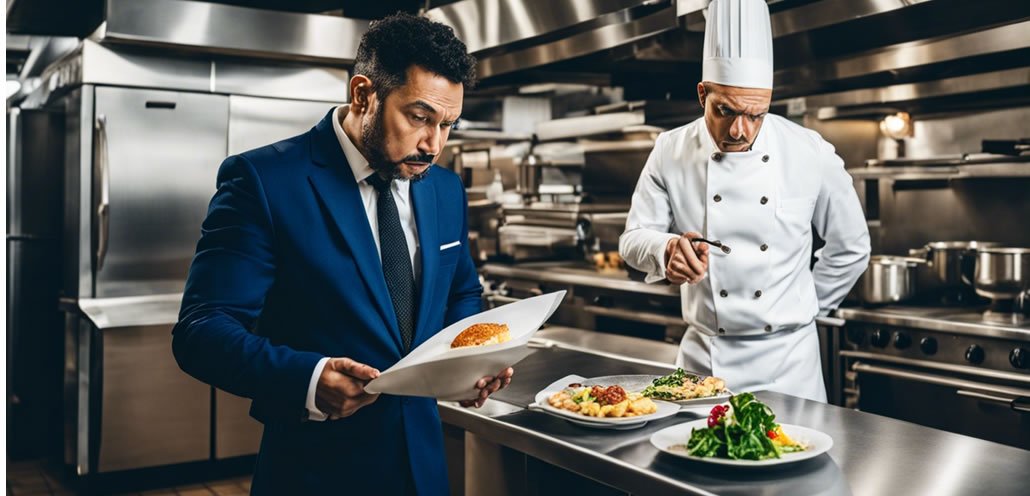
[306,357,331,421]
[644,234,679,284]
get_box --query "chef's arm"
[811,140,871,316]
[445,175,484,326]
[619,133,680,283]
[173,155,323,423]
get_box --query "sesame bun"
[450,323,511,349]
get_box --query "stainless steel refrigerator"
[40,43,344,474]
[7,107,66,460]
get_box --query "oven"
[837,309,1030,451]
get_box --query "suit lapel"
[411,173,438,347]
[306,110,403,353]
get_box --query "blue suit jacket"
[172,109,482,495]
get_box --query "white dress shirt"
[306,105,421,421]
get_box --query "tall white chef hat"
[702,0,774,90]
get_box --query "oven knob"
[1011,348,1029,369]
[893,332,911,349]
[965,345,985,365]
[920,337,937,356]
[870,330,889,348]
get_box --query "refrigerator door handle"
[95,114,110,271]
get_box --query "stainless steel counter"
[482,262,680,297]
[440,345,1030,496]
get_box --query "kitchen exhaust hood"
[8,0,370,65]
[430,0,1030,111]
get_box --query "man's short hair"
[353,12,477,99]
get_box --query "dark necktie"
[366,173,416,352]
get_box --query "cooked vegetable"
[686,393,805,460]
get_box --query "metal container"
[974,247,1030,301]
[857,256,925,304]
[910,241,1001,287]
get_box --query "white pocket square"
[440,241,461,250]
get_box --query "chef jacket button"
[711,152,723,162]
[760,196,769,205]
[718,328,726,334]
[760,243,769,251]
[713,194,722,202]
[764,325,773,332]
[755,290,763,298]
[720,290,728,297]
[762,155,770,162]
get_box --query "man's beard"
[361,104,433,182]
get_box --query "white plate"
[588,374,732,407]
[365,291,566,400]
[650,419,834,466]
[532,388,680,427]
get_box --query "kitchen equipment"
[908,240,1000,304]
[974,247,1030,318]
[982,138,1030,156]
[7,108,65,460]
[855,256,926,305]
[31,39,346,475]
[834,305,1030,451]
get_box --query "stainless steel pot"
[857,255,926,304]
[974,247,1030,301]
[909,241,1000,287]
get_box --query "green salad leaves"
[686,393,802,460]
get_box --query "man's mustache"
[400,153,435,164]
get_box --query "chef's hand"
[315,357,381,420]
[460,367,514,408]
[665,232,709,285]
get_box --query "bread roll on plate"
[451,323,511,349]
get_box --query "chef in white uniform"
[619,0,870,402]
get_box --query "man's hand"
[459,367,514,408]
[665,232,709,285]
[315,357,381,421]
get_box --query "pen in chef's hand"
[694,238,731,254]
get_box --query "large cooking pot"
[974,247,1030,302]
[856,255,926,304]
[909,241,1001,288]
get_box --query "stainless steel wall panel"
[79,40,211,93]
[227,96,336,156]
[216,64,345,108]
[97,322,211,472]
[92,87,228,297]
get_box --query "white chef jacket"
[619,114,870,402]
[305,105,421,421]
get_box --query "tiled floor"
[6,460,252,496]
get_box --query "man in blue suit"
[172,13,512,495]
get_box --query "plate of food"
[531,381,680,428]
[650,393,833,466]
[636,369,732,406]
[365,291,565,400]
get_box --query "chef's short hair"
[353,12,477,99]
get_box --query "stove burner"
[983,298,1029,324]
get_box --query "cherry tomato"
[767,429,778,439]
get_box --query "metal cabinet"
[92,87,229,297]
